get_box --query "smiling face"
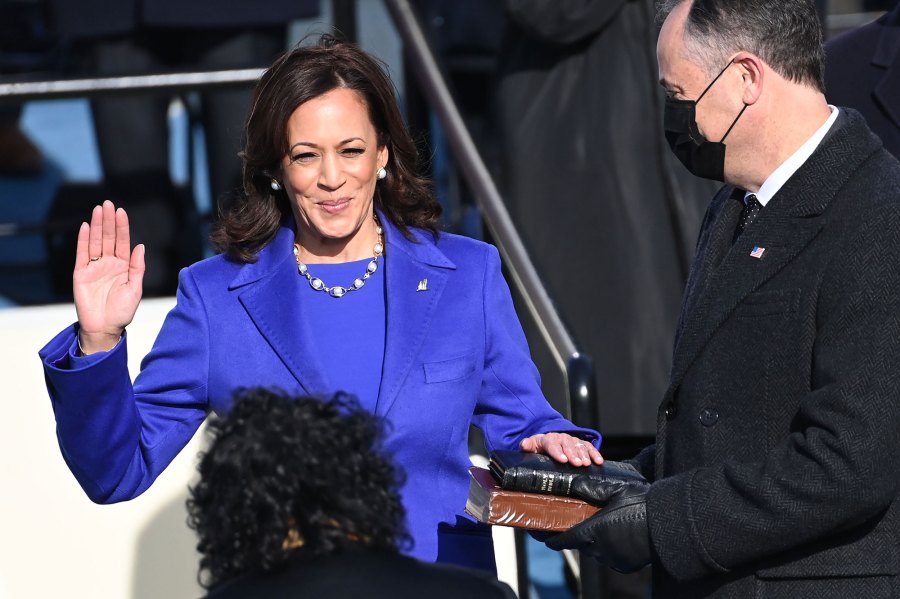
[280,86,388,261]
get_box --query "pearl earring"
[376,167,387,180]
[270,179,282,191]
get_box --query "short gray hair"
[656,0,825,92]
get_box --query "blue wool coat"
[40,216,599,568]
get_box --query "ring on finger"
[90,256,100,262]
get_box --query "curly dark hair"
[186,388,410,590]
[211,34,442,262]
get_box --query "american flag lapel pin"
[750,246,766,259]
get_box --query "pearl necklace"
[293,219,384,298]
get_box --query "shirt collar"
[745,105,839,207]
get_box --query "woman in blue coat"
[39,36,602,572]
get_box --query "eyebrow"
[289,137,366,151]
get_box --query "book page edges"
[464,467,600,532]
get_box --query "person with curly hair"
[39,35,602,572]
[188,388,516,598]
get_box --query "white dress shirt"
[745,105,839,207]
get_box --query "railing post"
[567,353,606,599]
[332,0,358,43]
[567,353,599,431]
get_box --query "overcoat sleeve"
[39,268,211,503]
[471,245,601,450]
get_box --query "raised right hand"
[73,200,145,354]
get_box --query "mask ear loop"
[718,103,749,143]
[693,57,747,143]
[696,58,736,104]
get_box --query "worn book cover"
[465,466,600,532]
[489,450,644,497]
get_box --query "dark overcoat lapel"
[669,110,872,395]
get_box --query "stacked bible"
[465,450,642,532]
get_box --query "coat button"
[699,408,719,427]
[665,401,677,420]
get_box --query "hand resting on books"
[543,464,651,573]
[520,432,604,467]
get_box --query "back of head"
[656,0,825,92]
[186,388,409,590]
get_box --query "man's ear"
[733,51,765,105]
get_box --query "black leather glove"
[543,461,651,573]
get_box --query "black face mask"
[663,60,748,182]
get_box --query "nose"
[318,152,345,191]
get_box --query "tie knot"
[734,193,762,242]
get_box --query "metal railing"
[0,69,265,103]
[382,2,600,597]
[382,0,585,388]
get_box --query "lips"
[318,197,352,214]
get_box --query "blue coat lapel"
[230,224,330,396]
[376,216,455,416]
[227,216,457,411]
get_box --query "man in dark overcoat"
[543,1,900,597]
[825,0,900,160]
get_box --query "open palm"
[73,200,145,354]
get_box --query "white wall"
[0,299,206,599]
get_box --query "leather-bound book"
[489,450,644,497]
[464,466,600,531]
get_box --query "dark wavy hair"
[186,388,410,590]
[656,0,825,93]
[211,34,442,262]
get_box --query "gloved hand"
[544,462,651,573]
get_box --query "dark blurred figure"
[495,0,718,441]
[409,0,507,236]
[0,105,42,176]
[865,0,896,10]
[45,0,319,293]
[0,0,54,176]
[825,0,899,159]
[187,388,517,599]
